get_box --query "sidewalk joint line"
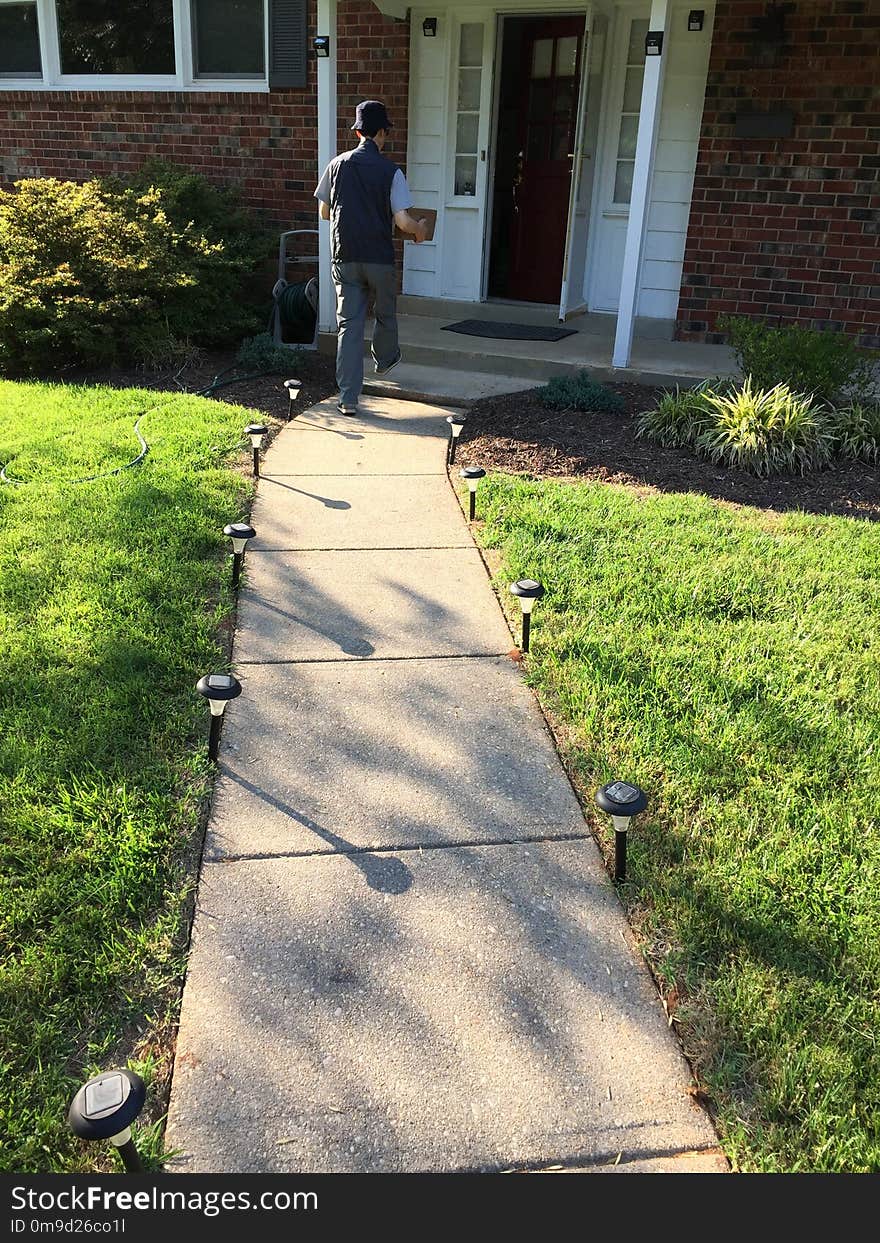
[262,472,444,478]
[207,828,596,864]
[243,545,484,556]
[236,651,512,665]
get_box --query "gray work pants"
[332,260,398,406]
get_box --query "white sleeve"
[314,167,331,204]
[390,169,414,214]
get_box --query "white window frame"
[594,2,650,220]
[0,0,270,91]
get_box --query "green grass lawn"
[471,474,880,1173]
[0,379,265,1172]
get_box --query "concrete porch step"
[318,320,738,390]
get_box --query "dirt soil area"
[456,383,880,521]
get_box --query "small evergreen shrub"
[0,165,271,373]
[695,378,835,477]
[235,332,303,374]
[829,402,880,464]
[717,315,879,404]
[537,371,625,414]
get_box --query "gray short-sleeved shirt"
[315,165,413,215]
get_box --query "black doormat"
[442,319,577,342]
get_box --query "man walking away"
[315,100,429,415]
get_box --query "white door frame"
[478,5,592,306]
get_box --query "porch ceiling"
[371,0,601,17]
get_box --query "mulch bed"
[456,383,880,521]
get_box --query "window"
[192,0,264,78]
[56,0,175,75]
[0,2,41,77]
[612,18,649,205]
[453,22,483,196]
[0,0,290,88]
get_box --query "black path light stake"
[595,781,648,882]
[446,413,466,466]
[245,423,268,478]
[509,578,545,653]
[460,466,485,521]
[196,672,242,762]
[224,521,256,589]
[68,1069,146,1173]
[283,378,302,421]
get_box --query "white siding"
[636,1,713,318]
[403,12,450,298]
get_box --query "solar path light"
[509,579,545,654]
[68,1069,146,1173]
[460,466,485,521]
[196,672,242,762]
[245,423,268,478]
[224,521,256,589]
[446,413,466,466]
[595,781,648,882]
[283,378,302,421]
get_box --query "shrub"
[635,375,736,447]
[829,402,880,464]
[717,315,879,404]
[0,167,271,373]
[235,332,303,375]
[695,378,835,476]
[537,371,625,414]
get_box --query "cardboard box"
[395,207,436,242]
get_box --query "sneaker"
[374,350,401,377]
[336,401,359,416]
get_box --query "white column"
[317,0,338,332]
[612,0,669,370]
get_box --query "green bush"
[537,371,625,414]
[635,375,736,447]
[695,378,835,476]
[830,402,880,464]
[718,314,879,404]
[234,332,302,375]
[0,166,271,373]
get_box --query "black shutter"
[269,0,308,89]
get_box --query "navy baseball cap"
[351,100,393,133]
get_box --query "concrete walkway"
[165,394,727,1174]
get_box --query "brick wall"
[677,0,880,348]
[0,0,410,240]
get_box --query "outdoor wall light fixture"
[68,1069,146,1173]
[460,466,485,521]
[509,579,545,654]
[196,672,242,762]
[422,17,437,36]
[645,30,663,55]
[595,780,648,883]
[245,423,268,478]
[687,10,704,31]
[314,36,330,57]
[446,413,467,466]
[224,521,256,589]
[283,378,302,422]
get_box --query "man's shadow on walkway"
[220,768,413,895]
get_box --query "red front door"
[506,17,585,303]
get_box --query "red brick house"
[1,1,877,368]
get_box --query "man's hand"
[394,209,430,243]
